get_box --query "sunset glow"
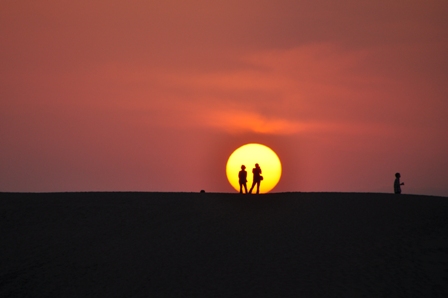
[1,1,447,196]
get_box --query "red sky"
[1,0,448,196]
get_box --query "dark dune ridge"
[1,192,448,297]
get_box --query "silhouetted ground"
[1,192,448,297]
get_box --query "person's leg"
[239,183,243,194]
[256,181,260,194]
[243,183,248,194]
[249,181,255,194]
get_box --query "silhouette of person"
[394,172,404,194]
[238,165,248,194]
[249,163,262,194]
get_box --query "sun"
[226,143,282,194]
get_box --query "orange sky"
[1,0,448,196]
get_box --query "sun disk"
[226,143,282,193]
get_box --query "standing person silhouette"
[394,172,404,194]
[249,163,262,194]
[238,165,248,194]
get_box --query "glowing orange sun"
[226,143,282,193]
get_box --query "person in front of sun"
[238,165,248,194]
[394,172,404,194]
[249,163,262,194]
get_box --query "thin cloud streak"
[201,110,398,136]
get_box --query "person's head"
[241,165,246,170]
[395,172,401,178]
[255,163,260,168]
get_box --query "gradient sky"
[1,0,448,196]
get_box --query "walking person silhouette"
[238,165,248,194]
[249,163,262,194]
[394,172,404,194]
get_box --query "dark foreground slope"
[1,192,448,297]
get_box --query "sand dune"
[1,192,448,297]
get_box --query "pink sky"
[1,0,448,196]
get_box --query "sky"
[1,0,448,196]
